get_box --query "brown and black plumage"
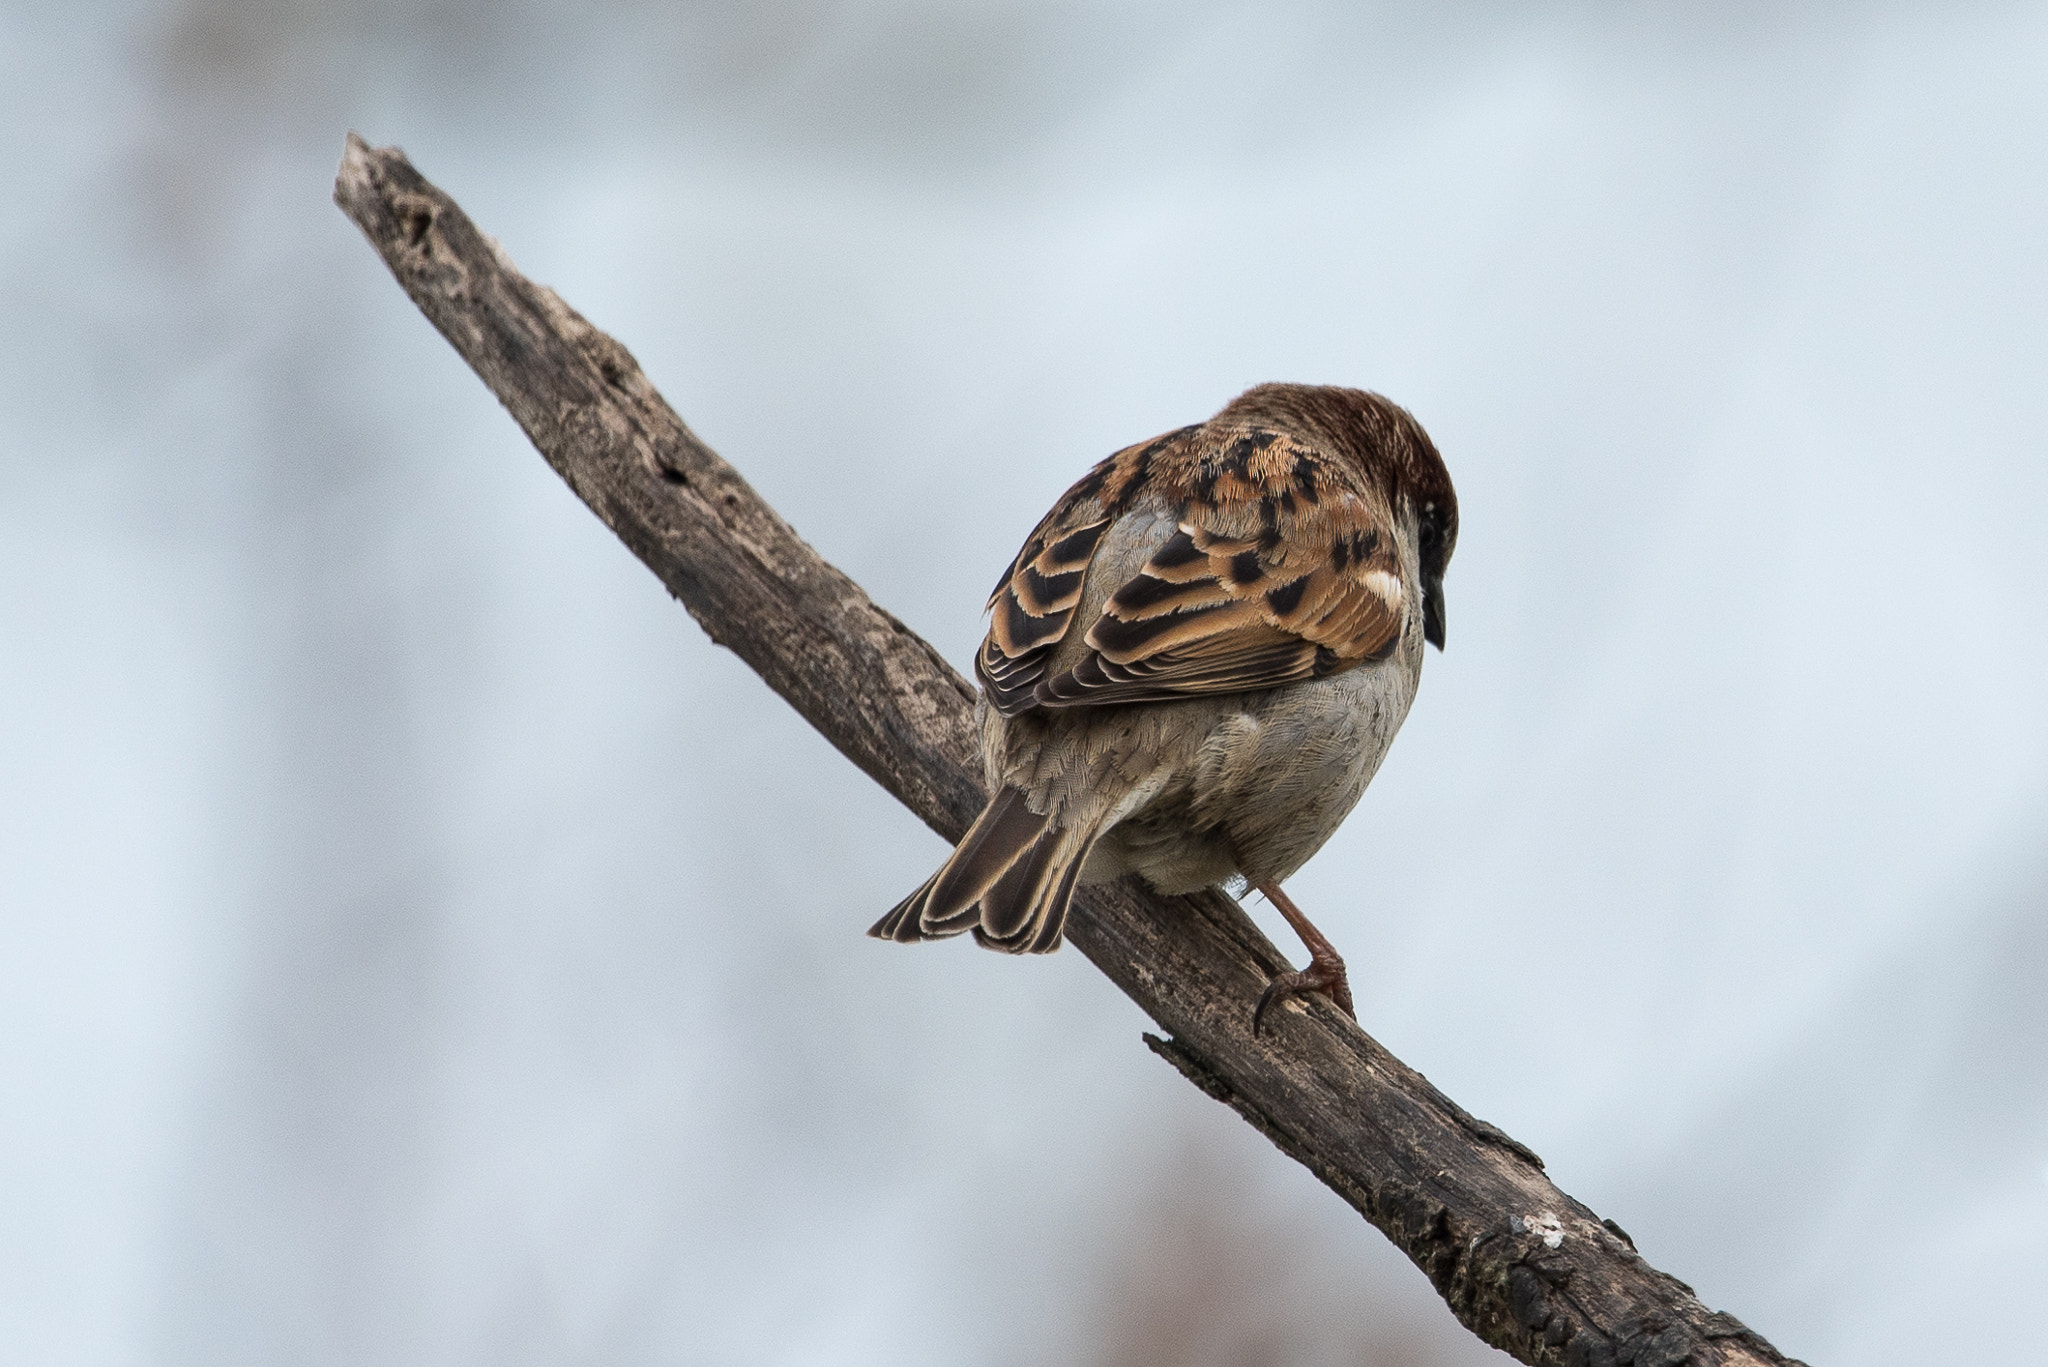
[872,383,1457,1027]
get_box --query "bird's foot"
[1252,950,1356,1035]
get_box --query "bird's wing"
[975,425,1194,716]
[978,425,1405,716]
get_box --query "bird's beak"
[1422,577,1446,650]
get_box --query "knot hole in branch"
[397,196,435,250]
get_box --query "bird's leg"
[1251,880,1356,1033]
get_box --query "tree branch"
[333,133,1806,1367]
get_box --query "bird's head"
[1215,383,1458,649]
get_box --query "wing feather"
[977,424,1407,715]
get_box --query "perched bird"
[871,383,1456,1029]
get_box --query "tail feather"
[869,873,937,943]
[922,786,1047,934]
[978,819,1070,941]
[972,841,1089,954]
[870,785,1101,955]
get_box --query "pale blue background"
[3,4,2045,1364]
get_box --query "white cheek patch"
[1361,569,1404,612]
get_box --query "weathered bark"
[333,133,1808,1367]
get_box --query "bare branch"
[334,133,1807,1367]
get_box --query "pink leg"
[1251,880,1356,1033]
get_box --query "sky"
[2,3,2045,1365]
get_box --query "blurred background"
[4,2,2046,1364]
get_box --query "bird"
[870,382,1456,1031]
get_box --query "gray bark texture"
[333,133,1808,1367]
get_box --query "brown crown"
[1212,384,1457,587]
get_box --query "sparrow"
[871,383,1456,1030]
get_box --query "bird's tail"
[869,785,1100,955]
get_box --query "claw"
[1251,956,1356,1035]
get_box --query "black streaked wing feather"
[1032,436,1405,709]
[977,517,1112,714]
[977,426,1200,717]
